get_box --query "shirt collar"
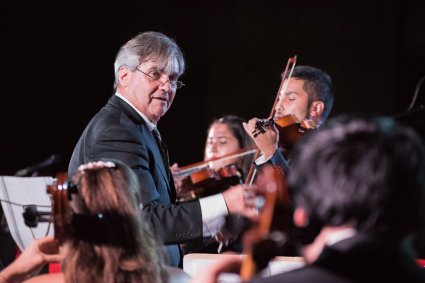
[115,92,156,131]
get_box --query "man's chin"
[275,113,285,120]
[151,104,169,116]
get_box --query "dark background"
[0,0,424,176]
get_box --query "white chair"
[183,253,305,282]
[166,266,192,283]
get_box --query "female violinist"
[204,115,255,180]
[173,115,255,254]
[172,115,255,200]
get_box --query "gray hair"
[113,31,185,89]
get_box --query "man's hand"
[170,163,184,191]
[243,117,279,160]
[222,184,256,218]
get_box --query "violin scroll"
[251,117,274,138]
[47,172,77,243]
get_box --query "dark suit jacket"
[251,234,425,283]
[68,95,203,266]
[267,149,290,175]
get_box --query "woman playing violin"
[204,115,255,180]
[172,115,255,198]
[174,115,255,254]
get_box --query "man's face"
[275,78,310,121]
[123,59,179,123]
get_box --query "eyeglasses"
[135,68,185,89]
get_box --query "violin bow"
[174,146,258,178]
[270,56,297,119]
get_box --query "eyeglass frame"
[135,68,185,89]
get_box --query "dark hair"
[206,115,255,178]
[286,65,334,124]
[289,115,425,239]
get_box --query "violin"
[173,147,257,202]
[240,164,290,281]
[46,171,139,247]
[46,172,74,243]
[254,114,317,151]
[176,164,243,202]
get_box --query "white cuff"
[255,153,272,165]
[199,193,228,236]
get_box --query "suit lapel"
[109,96,175,197]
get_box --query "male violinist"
[243,65,334,166]
[242,66,334,257]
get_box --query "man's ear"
[293,207,309,228]
[309,101,324,123]
[117,66,130,87]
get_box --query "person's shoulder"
[101,97,148,129]
[87,103,141,132]
[23,272,65,283]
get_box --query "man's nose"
[159,80,172,92]
[276,103,284,112]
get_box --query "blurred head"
[289,116,425,240]
[62,161,166,283]
[114,31,185,123]
[276,66,334,125]
[204,115,254,177]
